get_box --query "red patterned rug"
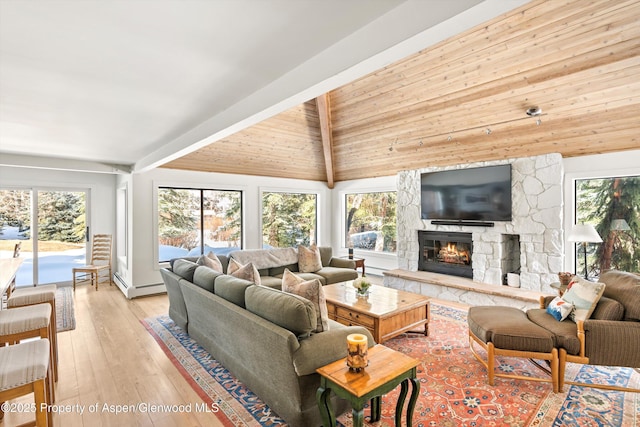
[143,303,639,426]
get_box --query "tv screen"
[421,164,512,221]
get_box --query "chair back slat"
[90,234,112,264]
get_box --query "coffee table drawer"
[335,307,375,328]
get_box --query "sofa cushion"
[590,296,625,321]
[599,270,640,321]
[197,252,224,273]
[562,276,606,322]
[318,246,333,267]
[298,244,322,273]
[192,265,221,293]
[269,263,299,277]
[315,266,358,284]
[228,258,262,285]
[290,272,326,285]
[245,285,316,338]
[172,259,198,282]
[546,296,574,321]
[214,275,253,308]
[258,275,283,289]
[282,269,329,333]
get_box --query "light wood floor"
[4,283,226,427]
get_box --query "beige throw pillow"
[197,251,223,273]
[282,269,329,333]
[227,258,261,286]
[298,244,322,273]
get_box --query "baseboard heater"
[113,272,129,289]
[431,220,495,227]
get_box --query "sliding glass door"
[0,188,88,286]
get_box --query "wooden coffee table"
[323,282,429,343]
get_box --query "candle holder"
[346,333,368,372]
[348,248,354,259]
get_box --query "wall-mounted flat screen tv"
[421,164,512,221]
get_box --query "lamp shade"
[610,219,631,231]
[567,223,602,243]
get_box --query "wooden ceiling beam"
[316,93,335,188]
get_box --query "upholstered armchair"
[527,270,640,392]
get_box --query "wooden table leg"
[352,406,365,427]
[370,396,381,422]
[395,379,409,426]
[407,377,420,426]
[316,386,335,427]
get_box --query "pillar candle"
[346,333,368,372]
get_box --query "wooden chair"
[4,242,22,301]
[72,234,112,291]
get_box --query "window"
[574,175,639,275]
[345,192,396,253]
[158,187,242,262]
[0,188,88,285]
[262,192,317,248]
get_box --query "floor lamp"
[567,223,602,280]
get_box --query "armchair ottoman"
[468,306,559,392]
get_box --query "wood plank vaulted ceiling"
[161,0,640,187]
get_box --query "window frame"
[563,167,638,273]
[259,188,320,249]
[155,185,243,265]
[342,189,397,255]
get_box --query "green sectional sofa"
[160,257,374,426]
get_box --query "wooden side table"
[341,256,365,276]
[316,344,420,427]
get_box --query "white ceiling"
[0,0,528,174]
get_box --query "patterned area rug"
[142,303,639,427]
[56,286,76,332]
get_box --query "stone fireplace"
[389,153,564,298]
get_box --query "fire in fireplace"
[418,231,473,278]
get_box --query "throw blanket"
[229,247,299,270]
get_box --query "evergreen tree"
[262,193,316,248]
[577,176,640,274]
[37,191,85,243]
[158,189,198,249]
[0,190,31,236]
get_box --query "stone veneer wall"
[395,153,564,294]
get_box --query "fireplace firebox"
[418,231,473,278]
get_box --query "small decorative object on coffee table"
[353,276,371,297]
[346,333,368,372]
